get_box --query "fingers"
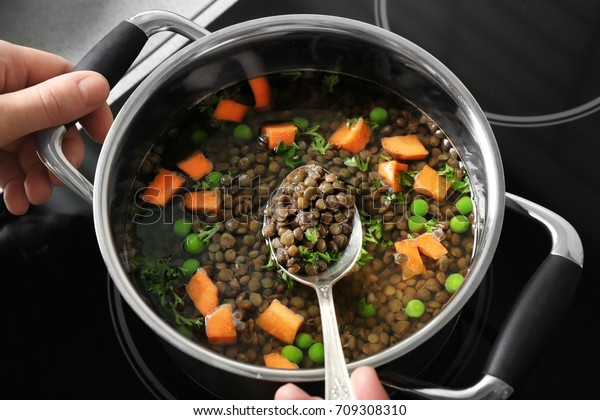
[274,383,322,400]
[0,40,72,92]
[351,366,389,400]
[79,101,114,143]
[274,366,389,400]
[0,70,109,147]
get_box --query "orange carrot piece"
[249,76,272,110]
[415,233,448,260]
[176,151,213,181]
[261,122,297,150]
[205,304,237,345]
[255,299,304,344]
[211,98,249,122]
[264,353,298,369]
[413,164,451,201]
[378,160,409,193]
[185,268,219,317]
[381,134,429,160]
[183,190,222,214]
[141,168,186,207]
[327,117,372,153]
[394,239,426,280]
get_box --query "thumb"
[0,71,109,147]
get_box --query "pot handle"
[36,10,209,204]
[480,192,583,387]
[381,192,583,399]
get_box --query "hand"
[274,366,390,400]
[0,40,113,215]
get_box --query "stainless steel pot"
[37,11,583,399]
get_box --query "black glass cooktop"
[1,0,597,399]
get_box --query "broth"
[123,71,475,368]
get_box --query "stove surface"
[1,0,598,400]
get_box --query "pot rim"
[94,13,505,382]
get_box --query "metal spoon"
[263,164,363,400]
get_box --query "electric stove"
[1,0,597,399]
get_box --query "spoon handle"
[316,284,356,400]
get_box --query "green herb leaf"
[304,124,333,155]
[357,247,373,266]
[359,211,384,244]
[304,227,320,244]
[398,170,418,188]
[371,179,383,188]
[438,164,471,193]
[277,268,294,289]
[281,71,302,81]
[384,189,407,205]
[343,155,370,172]
[297,246,341,266]
[132,256,204,328]
[274,141,302,168]
[262,247,276,270]
[423,218,439,233]
[322,74,340,93]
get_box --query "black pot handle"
[36,10,209,205]
[481,194,583,386]
[72,20,148,89]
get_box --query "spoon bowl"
[263,164,363,399]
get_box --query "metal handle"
[316,284,355,400]
[36,10,209,204]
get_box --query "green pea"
[190,129,207,144]
[233,124,253,140]
[308,342,324,364]
[173,218,193,237]
[369,106,389,124]
[292,117,309,131]
[408,215,427,232]
[405,299,425,318]
[203,171,223,188]
[281,345,303,364]
[450,215,470,233]
[445,273,465,294]
[183,234,203,254]
[356,297,377,318]
[455,196,473,215]
[181,258,200,276]
[411,199,429,217]
[294,332,314,350]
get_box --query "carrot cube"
[415,233,448,260]
[211,98,249,122]
[142,168,186,207]
[261,122,297,150]
[176,151,213,180]
[394,239,426,280]
[255,299,304,344]
[327,117,372,153]
[183,190,222,214]
[185,268,219,317]
[264,353,298,369]
[381,134,429,160]
[249,76,272,110]
[413,164,451,201]
[378,160,409,193]
[205,304,237,345]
